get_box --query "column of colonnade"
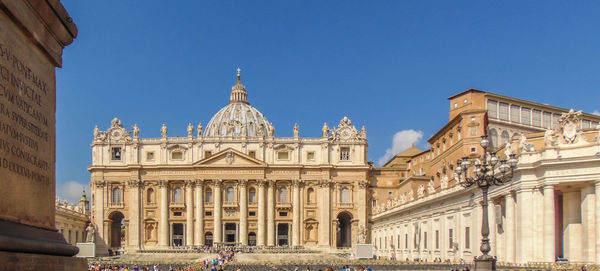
[213,179,222,244]
[542,185,555,262]
[128,180,142,250]
[159,180,169,247]
[292,179,302,246]
[185,180,194,246]
[267,180,275,246]
[194,180,204,246]
[94,181,105,246]
[239,179,248,245]
[595,181,600,263]
[257,179,266,246]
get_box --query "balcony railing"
[109,202,124,208]
[222,202,238,208]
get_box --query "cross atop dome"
[230,67,248,104]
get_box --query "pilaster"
[158,180,169,247]
[185,180,194,246]
[318,179,332,247]
[267,180,275,246]
[213,179,223,244]
[239,179,248,245]
[194,180,204,246]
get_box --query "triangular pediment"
[193,148,266,167]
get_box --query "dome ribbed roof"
[204,70,270,137]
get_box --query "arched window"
[278,187,287,203]
[146,188,154,204]
[205,188,212,203]
[173,187,183,203]
[112,187,121,203]
[340,187,350,203]
[306,188,315,204]
[226,186,235,202]
[489,128,498,148]
[248,188,256,203]
[500,131,510,147]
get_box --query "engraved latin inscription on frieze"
[0,43,51,186]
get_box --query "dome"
[204,70,271,137]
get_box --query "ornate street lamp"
[455,135,518,271]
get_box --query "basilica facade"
[88,72,370,252]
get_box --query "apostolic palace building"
[89,72,600,264]
[89,71,369,253]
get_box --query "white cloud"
[377,129,424,166]
[592,110,600,116]
[57,180,90,204]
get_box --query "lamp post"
[455,135,518,271]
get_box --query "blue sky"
[56,1,600,202]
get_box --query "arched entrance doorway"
[248,232,256,246]
[108,211,125,249]
[205,232,213,246]
[336,212,352,248]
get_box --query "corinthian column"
[595,181,600,263]
[194,180,204,246]
[213,179,222,244]
[94,181,105,243]
[158,180,169,247]
[318,179,331,248]
[257,179,266,246]
[127,180,142,250]
[185,180,194,246]
[505,192,515,263]
[239,179,248,245]
[292,180,302,246]
[543,185,555,262]
[267,180,275,246]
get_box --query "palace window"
[112,187,121,203]
[146,188,154,204]
[543,111,552,129]
[521,107,531,125]
[489,129,498,148]
[278,187,287,203]
[487,100,498,118]
[372,200,377,207]
[111,147,122,160]
[510,105,520,123]
[340,187,350,203]
[306,151,315,161]
[499,102,509,120]
[532,109,542,127]
[171,151,183,160]
[248,188,256,203]
[205,189,212,203]
[500,131,510,147]
[340,147,350,161]
[225,186,235,202]
[173,187,183,203]
[277,151,289,160]
[146,151,155,161]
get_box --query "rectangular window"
[499,102,509,120]
[449,229,454,249]
[521,107,531,125]
[487,100,498,119]
[510,105,520,123]
[204,151,212,158]
[249,190,256,203]
[435,230,439,249]
[277,151,289,160]
[173,211,182,216]
[279,211,288,217]
[424,232,428,249]
[171,151,183,160]
[306,151,315,161]
[405,234,408,249]
[340,147,350,161]
[111,147,122,160]
[372,200,377,207]
[248,151,256,158]
[397,234,400,249]
[532,109,542,127]
[543,112,552,128]
[205,191,212,203]
[582,119,591,129]
[553,114,561,129]
[471,127,477,136]
[205,211,212,216]
[249,211,256,216]
[465,227,471,249]
[146,151,155,161]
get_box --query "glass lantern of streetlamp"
[490,154,499,166]
[461,158,470,169]
[508,154,518,169]
[480,135,490,149]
